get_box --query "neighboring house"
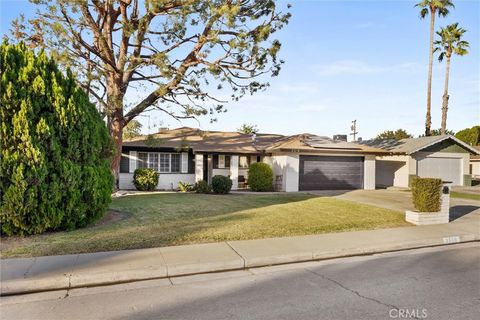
[470,146,480,179]
[120,127,387,191]
[361,135,479,188]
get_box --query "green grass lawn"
[0,193,409,258]
[451,191,480,201]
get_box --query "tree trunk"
[440,55,451,135]
[110,109,124,191]
[425,11,435,136]
[106,77,126,191]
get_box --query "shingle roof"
[360,135,480,155]
[123,127,284,153]
[123,127,389,154]
[265,134,388,153]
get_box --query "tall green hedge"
[411,177,442,212]
[0,42,113,235]
[248,162,273,192]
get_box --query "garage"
[417,157,462,185]
[299,155,364,190]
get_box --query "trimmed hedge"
[0,42,113,235]
[411,177,443,212]
[194,180,211,194]
[212,175,233,194]
[133,168,159,191]
[248,162,274,192]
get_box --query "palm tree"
[415,0,454,136]
[435,23,469,135]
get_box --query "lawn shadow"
[0,193,318,259]
[449,205,480,222]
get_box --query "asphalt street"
[1,242,479,320]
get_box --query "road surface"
[1,243,479,320]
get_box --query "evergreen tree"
[0,42,113,235]
[376,129,413,140]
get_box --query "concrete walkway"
[2,206,479,296]
[334,189,478,217]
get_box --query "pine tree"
[0,42,113,235]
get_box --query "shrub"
[248,162,274,192]
[411,177,443,212]
[133,168,159,191]
[178,181,193,192]
[212,175,233,194]
[194,180,211,194]
[0,42,113,236]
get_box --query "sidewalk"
[1,210,479,296]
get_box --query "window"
[218,155,225,168]
[171,154,181,173]
[149,153,159,170]
[136,152,182,173]
[159,153,170,172]
[137,152,149,169]
[239,155,249,169]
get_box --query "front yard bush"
[248,162,274,191]
[212,175,233,194]
[178,181,193,192]
[411,177,442,212]
[0,42,113,236]
[194,180,211,194]
[133,168,159,191]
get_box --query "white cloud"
[315,60,419,76]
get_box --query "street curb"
[2,235,478,297]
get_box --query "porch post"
[195,154,203,182]
[207,154,213,185]
[230,155,239,190]
[363,155,376,190]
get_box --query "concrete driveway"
[329,189,480,221]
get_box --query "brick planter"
[405,210,449,225]
[406,187,450,225]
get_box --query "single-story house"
[470,146,480,179]
[360,135,479,188]
[120,127,388,191]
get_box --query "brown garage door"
[299,156,364,190]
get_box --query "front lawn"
[1,193,409,258]
[451,191,480,201]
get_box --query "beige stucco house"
[361,135,479,188]
[119,127,386,191]
[120,128,478,191]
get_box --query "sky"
[1,0,479,140]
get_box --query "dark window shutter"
[225,155,231,168]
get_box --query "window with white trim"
[136,152,182,173]
[137,152,149,169]
[149,153,159,170]
[159,153,170,172]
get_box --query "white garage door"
[417,157,462,185]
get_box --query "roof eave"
[408,135,480,155]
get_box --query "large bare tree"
[10,0,290,187]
